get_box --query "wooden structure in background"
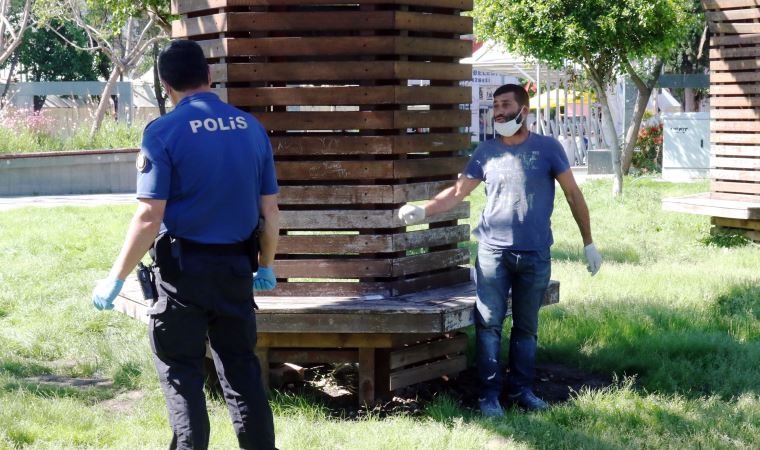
[171,0,475,296]
[663,0,760,241]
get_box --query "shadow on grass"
[0,358,129,403]
[2,375,119,403]
[540,283,760,401]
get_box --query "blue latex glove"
[92,277,125,310]
[253,266,276,291]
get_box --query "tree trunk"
[0,53,17,109]
[621,85,653,174]
[33,95,46,112]
[153,42,166,115]
[90,65,122,139]
[589,76,623,196]
[684,87,695,112]
[597,90,624,196]
[620,59,664,174]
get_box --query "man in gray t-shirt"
[399,84,602,416]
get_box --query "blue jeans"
[475,243,551,400]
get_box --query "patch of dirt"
[277,362,613,418]
[100,390,146,413]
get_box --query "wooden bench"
[663,192,760,242]
[114,278,559,404]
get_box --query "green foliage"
[700,230,753,249]
[474,0,695,76]
[16,20,101,82]
[666,0,708,74]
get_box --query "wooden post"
[358,348,376,406]
[255,347,270,394]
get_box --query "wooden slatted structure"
[664,0,760,240]
[170,0,474,296]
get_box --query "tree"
[15,19,102,110]
[1,0,32,107]
[474,0,694,195]
[0,0,32,67]
[665,0,709,112]
[38,0,169,137]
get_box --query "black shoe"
[506,390,549,412]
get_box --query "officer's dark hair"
[158,40,209,92]
[493,84,529,108]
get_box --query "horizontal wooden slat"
[389,354,467,390]
[278,224,469,253]
[710,85,760,95]
[707,8,760,22]
[226,86,470,107]
[712,216,760,231]
[280,202,468,229]
[710,97,760,108]
[703,0,760,10]
[709,109,760,120]
[711,58,760,72]
[394,156,468,178]
[279,185,392,204]
[391,248,469,276]
[198,36,471,58]
[279,182,459,205]
[174,11,472,37]
[254,110,470,131]
[710,71,760,83]
[710,120,760,132]
[710,46,760,60]
[662,192,760,220]
[712,145,760,157]
[172,0,474,15]
[389,334,467,369]
[712,169,760,182]
[711,156,760,169]
[269,267,471,298]
[277,160,393,180]
[711,181,760,195]
[270,133,470,156]
[213,61,472,83]
[709,23,760,34]
[273,248,468,277]
[712,133,760,144]
[711,34,760,47]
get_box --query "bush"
[0,108,143,154]
[631,118,663,174]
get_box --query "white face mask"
[494,106,526,137]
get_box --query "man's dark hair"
[492,84,529,108]
[158,40,209,92]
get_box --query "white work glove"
[398,204,426,225]
[584,243,602,276]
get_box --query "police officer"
[399,84,602,416]
[91,40,279,449]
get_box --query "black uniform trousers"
[148,248,275,450]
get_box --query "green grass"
[2,178,760,449]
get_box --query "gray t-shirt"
[463,133,570,250]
